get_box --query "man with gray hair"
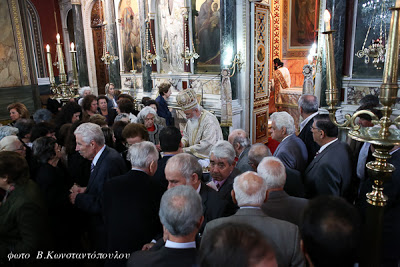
[207,140,241,211]
[298,94,320,162]
[202,171,304,267]
[165,153,228,230]
[270,111,308,173]
[103,141,160,267]
[258,157,308,226]
[248,143,272,171]
[228,129,253,173]
[128,185,203,266]
[69,122,127,251]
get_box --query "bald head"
[233,171,267,207]
[228,129,247,144]
[248,143,271,170]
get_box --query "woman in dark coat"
[155,83,173,126]
[0,151,50,266]
[32,137,77,252]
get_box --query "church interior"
[1,0,400,265]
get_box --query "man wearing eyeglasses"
[304,114,354,200]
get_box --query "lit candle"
[324,10,331,31]
[71,42,75,52]
[131,52,135,71]
[56,33,60,44]
[46,44,55,85]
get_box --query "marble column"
[321,0,346,106]
[220,0,237,99]
[71,0,89,87]
[104,0,121,88]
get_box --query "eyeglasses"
[310,126,320,131]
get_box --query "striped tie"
[90,163,95,173]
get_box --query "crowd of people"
[0,85,399,267]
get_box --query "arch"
[26,0,46,78]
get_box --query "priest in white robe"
[176,88,223,161]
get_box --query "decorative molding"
[9,0,30,85]
[272,0,280,59]
[253,3,270,144]
[26,0,46,78]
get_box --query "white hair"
[128,141,159,168]
[233,171,267,206]
[137,106,157,122]
[257,156,286,189]
[210,140,236,165]
[270,111,295,135]
[74,122,105,146]
[79,86,92,96]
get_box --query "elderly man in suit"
[165,153,228,231]
[207,140,241,214]
[69,123,128,251]
[103,141,161,267]
[228,129,253,173]
[202,171,304,267]
[127,186,203,267]
[248,143,271,171]
[304,114,354,199]
[258,157,308,226]
[270,111,308,173]
[298,94,320,163]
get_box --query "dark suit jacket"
[103,170,161,267]
[298,117,320,164]
[127,246,197,267]
[304,140,354,199]
[216,168,241,215]
[199,182,228,232]
[284,167,305,198]
[262,190,308,226]
[202,208,304,267]
[273,134,308,173]
[151,155,173,199]
[236,146,253,173]
[75,146,127,250]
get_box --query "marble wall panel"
[157,0,185,73]
[0,1,22,88]
[346,86,379,105]
[283,58,307,87]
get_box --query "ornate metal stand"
[323,3,400,265]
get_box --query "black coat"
[298,117,320,164]
[127,246,197,267]
[103,170,161,267]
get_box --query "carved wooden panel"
[253,3,270,144]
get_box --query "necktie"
[91,163,95,173]
[216,183,221,191]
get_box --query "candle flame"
[71,42,75,51]
[46,44,50,52]
[324,10,331,22]
[56,33,60,43]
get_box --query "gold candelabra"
[323,4,400,265]
[101,26,119,65]
[228,52,243,77]
[45,34,78,101]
